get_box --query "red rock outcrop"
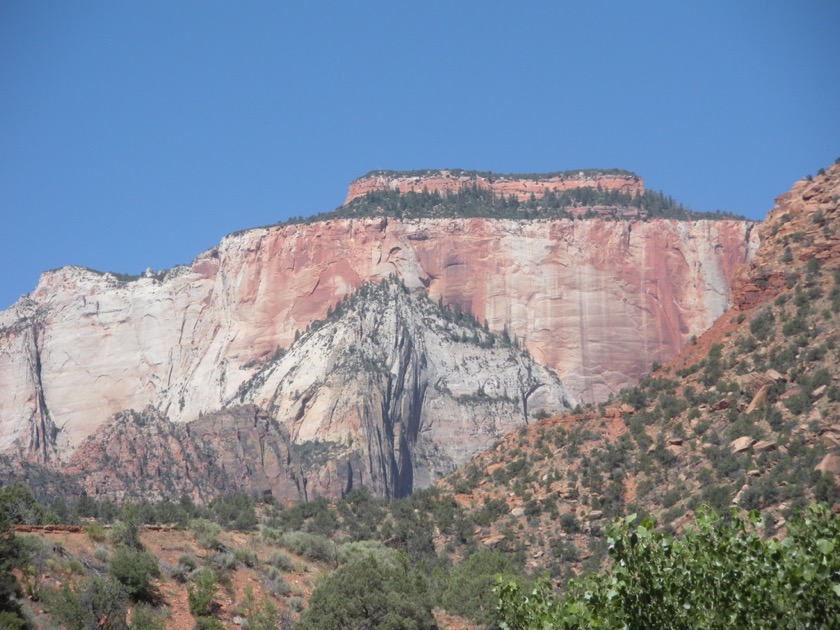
[731,163,840,310]
[345,169,644,204]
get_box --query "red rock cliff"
[345,170,644,204]
[0,214,756,462]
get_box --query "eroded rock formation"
[20,279,571,501]
[0,218,755,470]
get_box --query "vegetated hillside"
[0,481,524,629]
[436,160,840,579]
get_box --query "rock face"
[732,164,840,310]
[25,279,571,501]
[345,169,644,204]
[0,213,756,475]
[63,405,305,504]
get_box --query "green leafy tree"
[0,482,47,525]
[296,555,436,629]
[496,504,840,629]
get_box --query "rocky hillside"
[0,182,755,473]
[436,161,840,578]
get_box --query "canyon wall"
[0,215,756,466]
[60,280,571,501]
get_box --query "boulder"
[730,436,756,454]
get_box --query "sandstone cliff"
[22,278,570,501]
[0,214,756,471]
[345,169,644,204]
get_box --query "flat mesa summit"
[0,168,758,501]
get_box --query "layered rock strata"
[345,169,644,204]
[0,215,756,470]
[19,279,571,500]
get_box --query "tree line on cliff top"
[277,184,746,226]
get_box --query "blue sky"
[1,2,838,309]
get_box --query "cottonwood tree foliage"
[496,504,840,629]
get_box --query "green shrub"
[240,586,280,630]
[94,546,109,563]
[110,504,141,549]
[108,547,160,602]
[46,577,128,630]
[265,567,292,596]
[193,618,225,630]
[259,525,283,545]
[437,550,522,625]
[296,556,435,630]
[208,493,258,531]
[336,540,400,570]
[85,524,106,543]
[233,547,257,568]
[188,518,222,550]
[130,602,167,630]
[187,568,218,618]
[279,531,335,564]
[0,612,26,630]
[783,392,810,416]
[268,550,295,572]
[0,482,48,525]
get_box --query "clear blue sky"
[2,1,838,309]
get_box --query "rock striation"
[20,278,571,501]
[0,217,755,474]
[345,169,644,204]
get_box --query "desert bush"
[110,504,141,549]
[279,531,335,564]
[234,547,258,568]
[187,568,218,618]
[267,550,295,572]
[259,525,283,545]
[189,518,222,549]
[46,577,128,630]
[208,493,258,531]
[85,523,106,543]
[0,482,48,525]
[94,546,109,563]
[264,567,292,596]
[193,618,225,630]
[336,540,400,570]
[108,546,160,602]
[129,602,167,630]
[211,551,237,571]
[437,549,522,626]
